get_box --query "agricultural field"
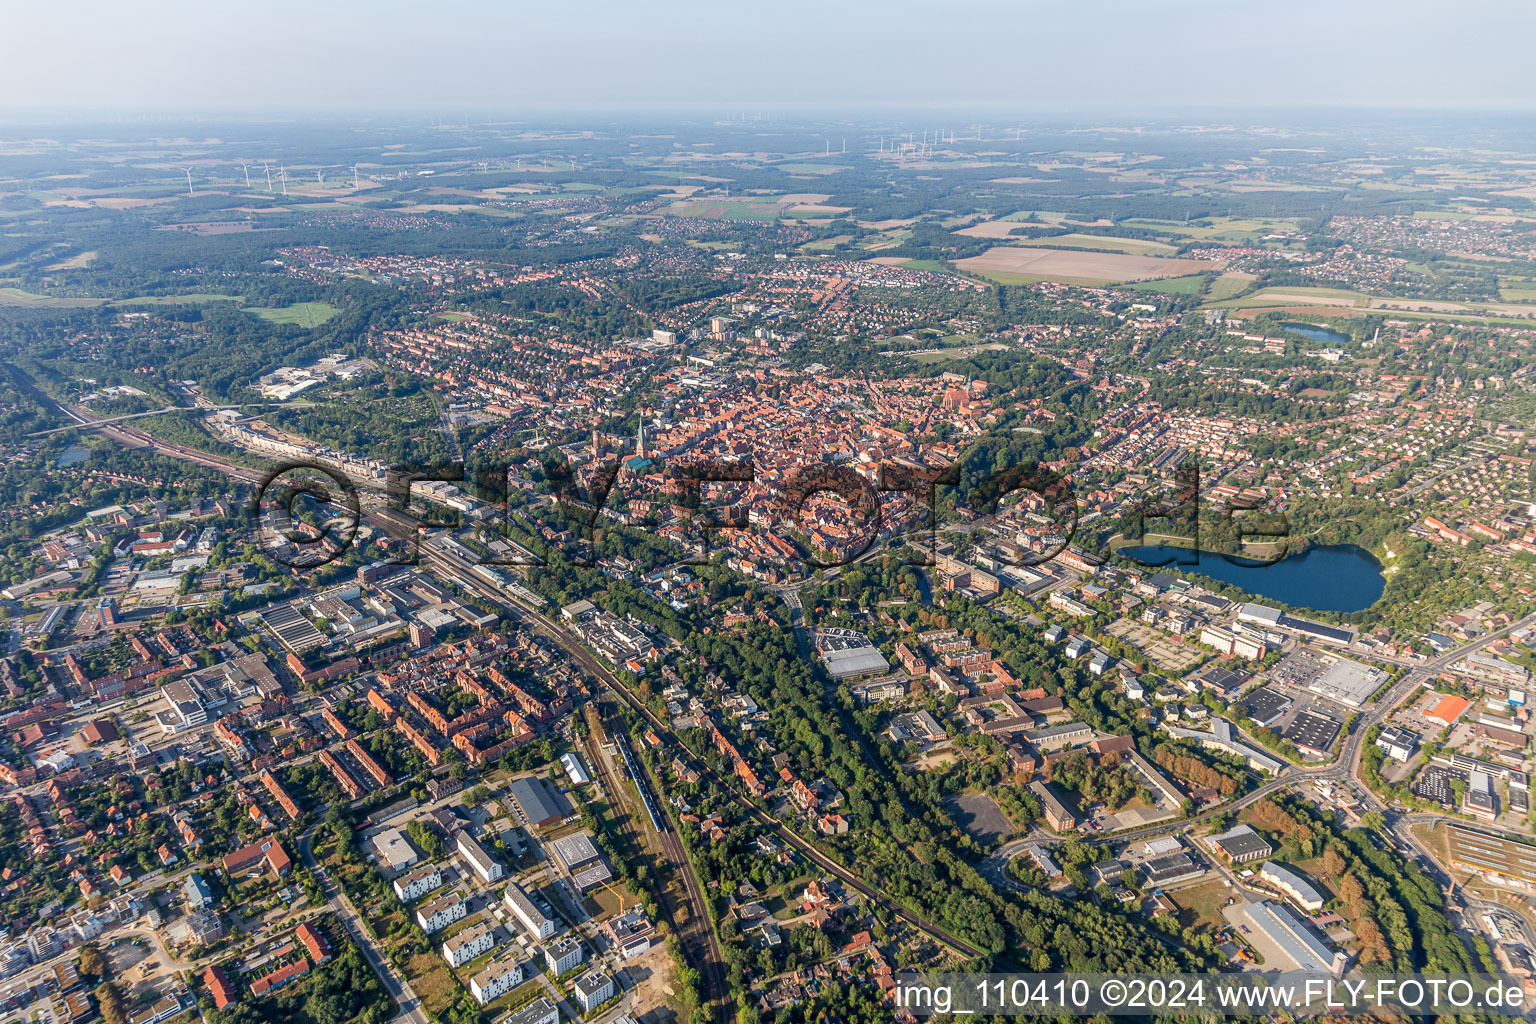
[955,246,1218,285]
[1013,233,1180,256]
[954,219,1034,238]
[1119,216,1303,242]
[660,194,844,221]
[1208,272,1258,299]
[1213,285,1536,322]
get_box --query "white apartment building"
[415,891,466,934]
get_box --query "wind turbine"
[279,166,288,197]
[263,161,273,191]
[180,167,194,196]
[352,163,360,189]
[316,169,326,188]
[239,161,250,188]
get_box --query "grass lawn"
[1170,877,1237,935]
[116,293,244,305]
[242,302,342,327]
[1130,273,1210,296]
[1411,821,1449,866]
[905,344,1008,364]
[0,287,106,307]
[434,311,474,322]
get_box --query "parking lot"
[1412,764,1466,806]
[1106,619,1205,672]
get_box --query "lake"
[1281,321,1352,345]
[1117,543,1385,612]
[55,444,90,467]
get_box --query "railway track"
[583,707,730,1023]
[40,391,990,969]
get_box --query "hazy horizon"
[5,0,1534,116]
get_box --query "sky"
[4,0,1534,116]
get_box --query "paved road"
[977,609,1536,903]
[298,829,430,1024]
[59,396,1536,970]
[385,518,988,962]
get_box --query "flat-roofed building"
[543,935,585,975]
[1164,719,1282,775]
[1447,825,1536,885]
[503,997,558,1024]
[371,828,419,874]
[573,969,615,1012]
[1142,852,1205,887]
[1306,658,1387,708]
[820,645,891,681]
[606,907,656,959]
[1283,710,1340,757]
[548,831,612,891]
[1206,824,1273,864]
[1466,770,1499,821]
[1026,721,1092,752]
[1375,726,1418,762]
[162,681,207,730]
